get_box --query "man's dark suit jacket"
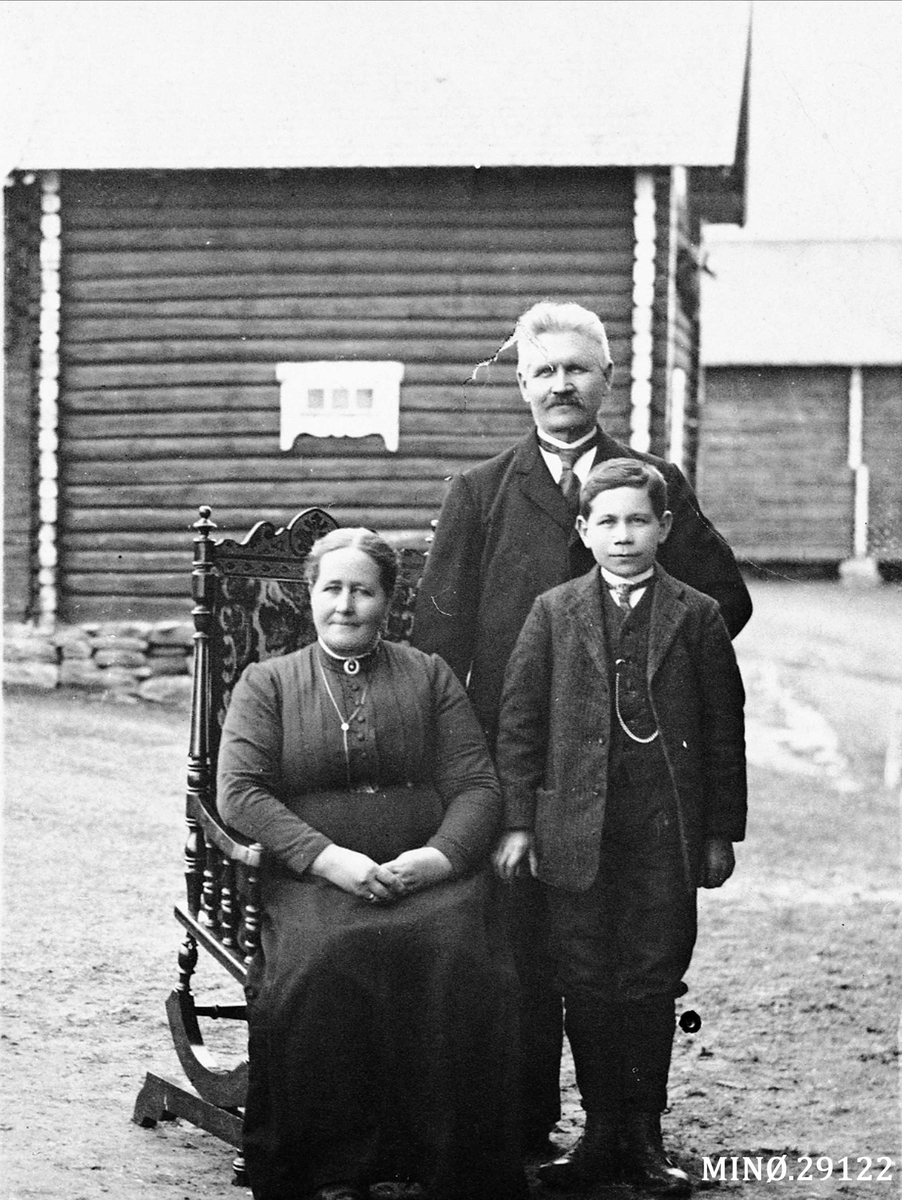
[412,428,752,744]
[495,566,748,893]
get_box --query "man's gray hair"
[515,301,612,370]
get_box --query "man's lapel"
[513,432,574,532]
[647,569,689,681]
[594,429,631,463]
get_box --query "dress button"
[356,732,366,742]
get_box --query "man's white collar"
[537,427,597,451]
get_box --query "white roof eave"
[4,1,750,173]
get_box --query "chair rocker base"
[133,1070,244,1149]
[164,982,250,1107]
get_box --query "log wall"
[863,367,902,559]
[58,168,637,620]
[697,366,856,562]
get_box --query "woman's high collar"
[316,637,382,676]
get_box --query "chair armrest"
[182,789,265,969]
[188,792,264,869]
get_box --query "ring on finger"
[367,892,378,902]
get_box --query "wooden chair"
[133,505,426,1174]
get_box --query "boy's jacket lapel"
[564,571,612,685]
[647,570,690,681]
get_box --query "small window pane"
[355,388,374,409]
[332,388,349,409]
[307,388,325,409]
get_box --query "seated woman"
[217,528,527,1200]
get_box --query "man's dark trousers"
[501,877,565,1140]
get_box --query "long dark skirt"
[243,868,526,1200]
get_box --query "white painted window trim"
[276,360,404,453]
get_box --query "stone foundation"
[3,620,195,707]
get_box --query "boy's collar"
[600,565,656,588]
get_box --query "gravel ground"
[2,579,900,1200]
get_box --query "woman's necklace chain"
[318,657,371,787]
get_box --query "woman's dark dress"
[217,640,525,1200]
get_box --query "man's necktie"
[538,436,597,514]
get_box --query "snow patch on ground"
[743,661,859,793]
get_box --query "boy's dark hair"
[579,458,669,519]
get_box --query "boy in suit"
[494,458,747,1196]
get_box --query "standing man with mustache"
[412,300,751,1154]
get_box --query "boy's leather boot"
[620,1111,691,1195]
[537,1111,621,1189]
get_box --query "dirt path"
[2,580,900,1199]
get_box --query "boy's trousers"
[544,774,697,1114]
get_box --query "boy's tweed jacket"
[496,565,747,893]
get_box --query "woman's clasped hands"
[310,843,453,903]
